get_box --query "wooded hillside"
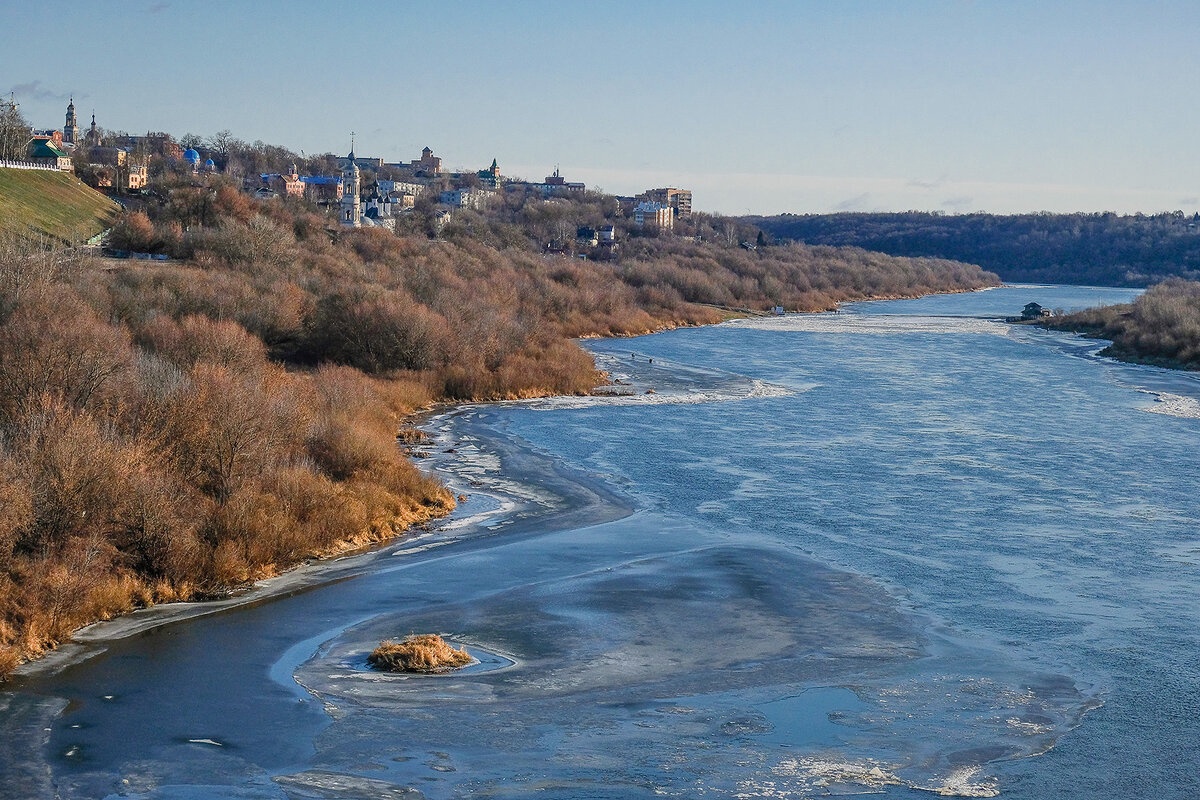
[754,211,1200,287]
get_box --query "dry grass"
[367,633,473,673]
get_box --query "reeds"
[367,634,473,673]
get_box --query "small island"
[367,634,473,674]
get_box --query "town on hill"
[2,95,694,255]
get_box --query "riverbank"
[9,387,645,683]
[1037,278,1200,372]
[4,284,976,681]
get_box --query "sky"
[5,0,1200,216]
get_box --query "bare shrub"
[8,395,139,558]
[0,455,32,570]
[107,211,158,253]
[0,282,133,423]
[303,289,453,373]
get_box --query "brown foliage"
[0,281,132,423]
[1046,278,1200,368]
[368,634,472,673]
[0,455,32,571]
[107,211,157,252]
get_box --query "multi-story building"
[266,164,305,199]
[478,158,501,189]
[440,187,493,210]
[638,187,692,220]
[378,179,425,198]
[112,132,183,160]
[633,201,674,231]
[127,163,148,191]
[300,175,342,203]
[507,168,587,198]
[89,147,128,167]
[27,137,72,171]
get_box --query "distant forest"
[752,212,1200,287]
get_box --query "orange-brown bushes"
[0,281,133,423]
[137,314,268,375]
[302,289,455,373]
[368,634,472,673]
[107,211,158,252]
[0,455,32,571]
[1046,278,1200,368]
[8,397,140,555]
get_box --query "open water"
[6,284,1200,799]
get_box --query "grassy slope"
[0,168,120,242]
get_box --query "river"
[7,284,1200,799]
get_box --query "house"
[127,163,148,191]
[1021,302,1052,320]
[263,164,305,199]
[577,227,598,247]
[27,137,72,171]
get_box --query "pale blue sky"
[5,1,1199,215]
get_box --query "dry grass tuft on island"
[368,634,473,673]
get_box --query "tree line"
[753,211,1200,287]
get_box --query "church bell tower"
[64,98,79,146]
[340,134,361,228]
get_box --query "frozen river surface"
[7,284,1200,799]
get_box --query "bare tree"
[0,95,31,161]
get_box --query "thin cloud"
[147,2,169,13]
[834,193,871,211]
[941,195,974,211]
[8,81,70,102]
[908,176,945,190]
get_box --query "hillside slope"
[754,211,1200,287]
[0,168,120,242]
